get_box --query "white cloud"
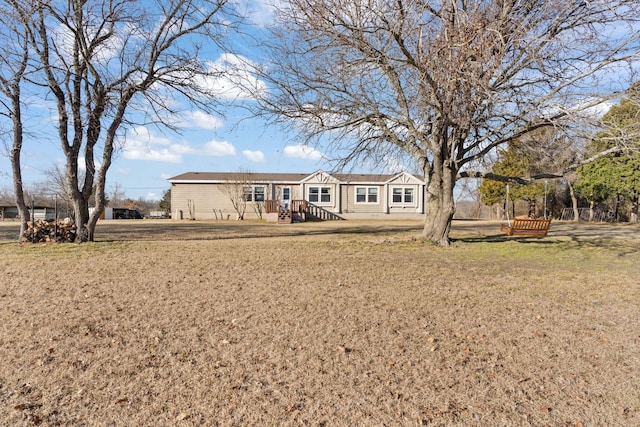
[541,97,614,121]
[116,167,131,176]
[578,99,613,119]
[238,0,280,27]
[52,22,124,68]
[122,126,237,162]
[197,53,267,101]
[78,157,103,172]
[145,192,161,201]
[126,146,183,163]
[123,127,182,163]
[181,111,224,130]
[170,143,196,155]
[202,140,237,156]
[283,144,324,160]
[243,149,265,162]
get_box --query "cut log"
[22,218,77,243]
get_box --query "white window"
[308,186,331,204]
[355,187,378,203]
[243,186,265,202]
[391,187,414,204]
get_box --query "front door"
[280,187,291,209]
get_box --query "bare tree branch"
[257,0,640,245]
[3,0,239,241]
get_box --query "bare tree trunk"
[631,195,639,224]
[10,137,29,241]
[527,198,537,218]
[567,179,580,222]
[85,127,116,241]
[2,26,30,241]
[87,209,102,241]
[422,160,456,246]
[9,94,29,240]
[72,197,90,243]
[589,200,595,222]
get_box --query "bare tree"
[0,1,32,239]
[219,169,256,220]
[108,183,126,208]
[258,0,640,245]
[4,0,238,241]
[40,164,75,217]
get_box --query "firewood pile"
[23,218,77,243]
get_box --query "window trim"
[390,186,416,205]
[355,186,379,204]
[243,185,266,202]
[308,185,332,205]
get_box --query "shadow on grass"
[454,228,640,256]
[1,221,425,244]
[91,221,426,243]
[3,220,639,255]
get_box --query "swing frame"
[499,183,551,236]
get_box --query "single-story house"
[168,170,426,221]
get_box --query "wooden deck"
[265,200,307,223]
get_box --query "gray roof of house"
[167,171,412,184]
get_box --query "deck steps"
[277,209,292,223]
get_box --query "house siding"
[171,181,305,220]
[168,171,426,220]
[342,184,385,214]
[172,183,232,220]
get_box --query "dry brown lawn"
[0,219,639,426]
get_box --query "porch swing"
[499,183,552,236]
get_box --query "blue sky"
[0,0,360,202]
[0,0,634,202]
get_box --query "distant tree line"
[0,183,171,219]
[479,89,640,223]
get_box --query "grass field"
[0,219,639,426]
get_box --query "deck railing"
[305,203,344,221]
[290,200,307,213]
[265,200,280,214]
[264,199,341,221]
[265,199,307,214]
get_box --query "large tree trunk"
[84,140,113,242]
[73,198,90,243]
[422,159,457,247]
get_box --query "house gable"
[385,171,424,185]
[300,170,341,184]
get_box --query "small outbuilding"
[0,206,55,221]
